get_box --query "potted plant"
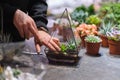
[86,15,101,28]
[107,27,120,55]
[71,4,95,24]
[85,35,102,56]
[76,23,98,47]
[70,5,89,24]
[99,3,120,27]
[45,38,81,66]
[99,21,113,47]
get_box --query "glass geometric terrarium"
[45,9,81,66]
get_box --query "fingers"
[52,37,60,46]
[35,39,41,53]
[49,39,61,51]
[35,43,41,54]
[28,20,40,40]
[14,9,39,40]
[44,41,57,51]
[41,37,61,51]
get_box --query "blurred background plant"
[99,2,120,27]
[99,20,114,36]
[86,15,101,26]
[107,27,120,41]
[71,4,95,24]
[76,23,98,37]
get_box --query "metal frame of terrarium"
[60,8,79,53]
[44,8,81,66]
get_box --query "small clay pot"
[100,35,108,47]
[85,42,101,56]
[108,40,120,55]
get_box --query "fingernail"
[58,48,61,51]
[37,52,40,54]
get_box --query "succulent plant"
[86,15,101,25]
[107,27,120,41]
[99,21,113,36]
[85,35,102,43]
[60,38,77,54]
[99,3,120,26]
[76,23,98,37]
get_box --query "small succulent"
[86,15,101,26]
[99,21,113,36]
[70,5,89,24]
[60,38,78,54]
[107,27,120,41]
[85,35,102,43]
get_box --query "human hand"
[13,9,39,39]
[35,30,61,53]
[13,9,61,53]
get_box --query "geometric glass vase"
[45,9,81,66]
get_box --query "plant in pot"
[71,4,95,25]
[70,5,89,24]
[75,23,98,47]
[99,21,113,47]
[85,35,102,56]
[86,15,101,28]
[45,9,81,66]
[107,27,120,55]
[99,3,120,27]
[45,38,81,66]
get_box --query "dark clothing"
[0,0,48,42]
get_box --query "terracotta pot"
[100,35,109,47]
[108,40,120,55]
[85,42,101,56]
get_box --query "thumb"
[34,39,41,54]
[35,43,41,54]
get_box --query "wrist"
[38,27,48,32]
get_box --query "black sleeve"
[0,2,17,22]
[28,0,48,31]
